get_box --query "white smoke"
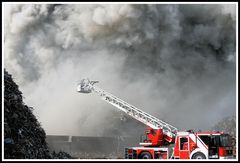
[4,4,236,136]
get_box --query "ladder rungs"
[94,87,177,135]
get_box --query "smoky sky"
[4,4,236,137]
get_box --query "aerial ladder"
[77,79,178,146]
[77,79,235,159]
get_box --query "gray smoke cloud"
[4,4,236,137]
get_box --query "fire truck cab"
[174,131,234,159]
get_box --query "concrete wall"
[46,135,139,159]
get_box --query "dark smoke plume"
[4,4,236,137]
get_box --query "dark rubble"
[4,69,74,159]
[51,151,74,159]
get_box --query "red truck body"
[125,128,234,159]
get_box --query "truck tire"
[192,152,206,159]
[139,152,152,159]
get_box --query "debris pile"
[4,69,73,159]
[51,151,73,159]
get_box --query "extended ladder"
[77,79,178,138]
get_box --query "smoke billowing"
[4,4,236,137]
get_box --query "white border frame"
[2,1,238,161]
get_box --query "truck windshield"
[219,135,232,147]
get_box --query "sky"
[3,3,237,137]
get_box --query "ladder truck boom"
[76,79,235,159]
[77,79,178,140]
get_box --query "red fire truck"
[125,128,234,159]
[77,79,235,159]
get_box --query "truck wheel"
[192,152,206,159]
[139,152,152,159]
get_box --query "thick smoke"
[4,4,236,137]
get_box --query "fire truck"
[77,79,235,159]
